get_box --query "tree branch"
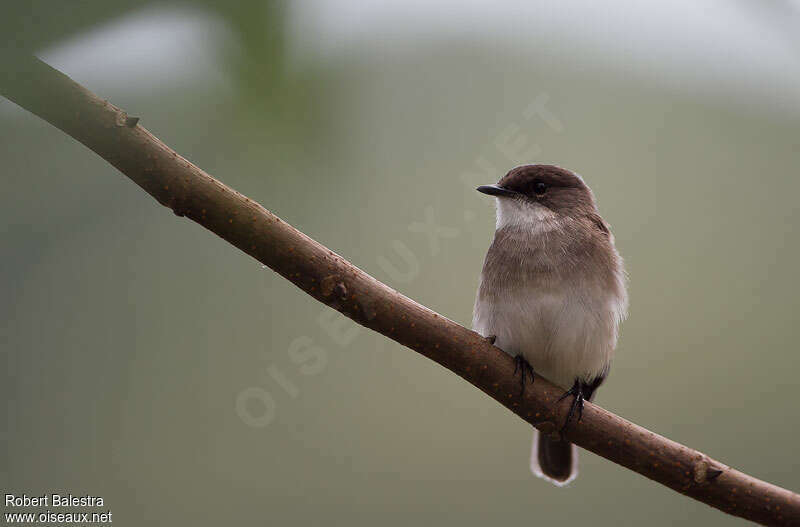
[2,55,798,527]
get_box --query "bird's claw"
[513,355,535,396]
[558,379,585,436]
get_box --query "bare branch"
[2,55,798,527]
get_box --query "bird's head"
[477,164,598,228]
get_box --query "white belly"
[473,287,619,390]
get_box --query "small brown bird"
[473,164,628,486]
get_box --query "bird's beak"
[476,184,518,198]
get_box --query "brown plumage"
[473,164,628,486]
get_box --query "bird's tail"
[530,430,578,486]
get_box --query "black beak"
[476,184,518,198]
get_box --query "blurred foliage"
[3,1,324,143]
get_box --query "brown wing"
[587,212,610,237]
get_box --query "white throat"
[495,197,557,231]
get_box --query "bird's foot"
[513,355,535,396]
[557,379,585,435]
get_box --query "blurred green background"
[3,1,800,525]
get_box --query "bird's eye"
[533,182,547,196]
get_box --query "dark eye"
[533,181,547,196]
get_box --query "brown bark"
[2,55,798,526]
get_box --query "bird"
[472,164,628,486]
